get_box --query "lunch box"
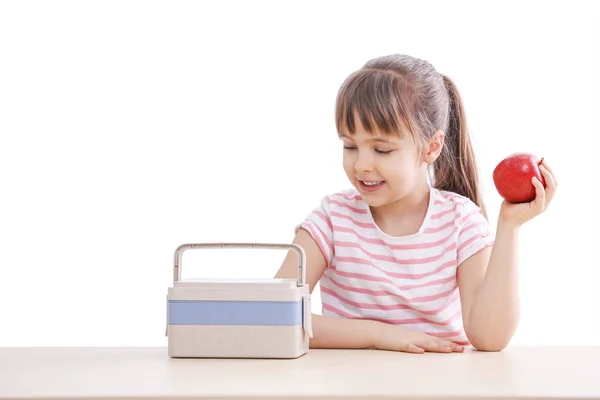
[166,242,313,358]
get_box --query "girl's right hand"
[374,322,465,353]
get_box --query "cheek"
[378,157,401,176]
[342,152,355,172]
[380,157,414,185]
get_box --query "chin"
[358,188,406,210]
[363,197,390,208]
[355,191,388,207]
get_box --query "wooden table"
[1,346,599,399]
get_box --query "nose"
[354,151,374,173]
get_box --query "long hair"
[335,54,486,218]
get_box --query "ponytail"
[434,74,487,219]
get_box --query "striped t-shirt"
[296,186,495,346]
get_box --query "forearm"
[467,219,521,351]
[309,314,379,349]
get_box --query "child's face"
[340,119,428,208]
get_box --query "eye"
[375,149,393,154]
[343,145,356,150]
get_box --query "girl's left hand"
[499,159,558,226]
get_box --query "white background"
[1,0,598,347]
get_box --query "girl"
[275,54,557,353]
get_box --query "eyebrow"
[339,134,391,143]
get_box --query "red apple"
[493,153,546,203]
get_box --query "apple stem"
[539,157,544,165]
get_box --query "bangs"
[335,69,418,139]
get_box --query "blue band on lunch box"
[167,300,302,326]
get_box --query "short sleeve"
[456,200,495,265]
[295,197,334,267]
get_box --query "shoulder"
[432,188,485,223]
[433,188,471,209]
[299,188,367,229]
[322,188,364,203]
[297,189,366,265]
[432,189,494,263]
[316,188,367,215]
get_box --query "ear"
[423,130,445,164]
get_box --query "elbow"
[470,338,510,352]
[466,331,513,352]
[465,314,519,352]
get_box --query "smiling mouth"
[361,181,384,186]
[358,180,386,192]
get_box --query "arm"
[275,228,379,349]
[458,161,557,351]
[457,220,520,352]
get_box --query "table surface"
[1,346,599,400]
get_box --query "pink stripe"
[314,224,334,255]
[330,211,375,229]
[410,286,457,303]
[325,272,458,303]
[333,225,459,250]
[322,302,356,319]
[460,208,482,224]
[321,301,462,326]
[423,220,454,234]
[303,224,331,266]
[337,192,362,201]
[430,202,461,219]
[322,281,460,316]
[329,267,390,284]
[326,271,459,305]
[302,224,329,258]
[434,194,464,206]
[331,268,455,290]
[322,286,413,311]
[457,233,489,255]
[327,199,368,214]
[397,274,456,290]
[333,225,385,245]
[426,330,466,339]
[334,257,457,280]
[313,210,333,231]
[458,221,483,237]
[334,241,457,265]
[373,309,462,326]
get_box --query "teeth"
[363,181,382,186]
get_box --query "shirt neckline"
[362,185,437,242]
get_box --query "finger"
[403,343,425,354]
[452,343,465,352]
[540,159,557,186]
[422,341,455,353]
[420,338,464,352]
[539,165,557,205]
[389,341,425,353]
[438,339,464,352]
[531,176,546,213]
